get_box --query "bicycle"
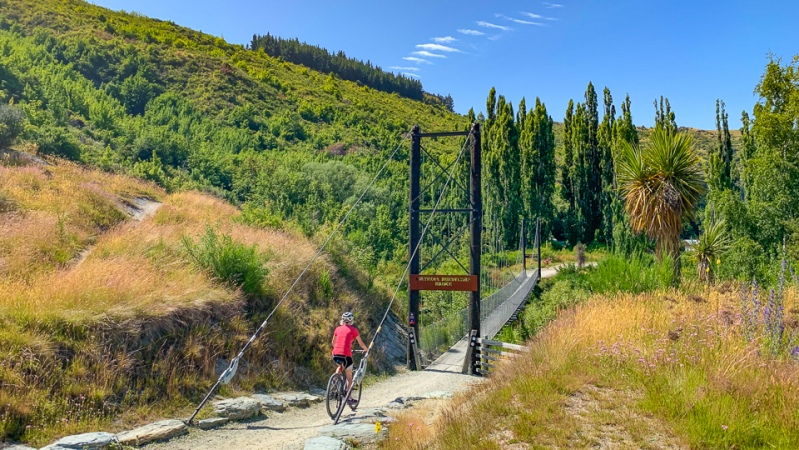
[325,350,367,423]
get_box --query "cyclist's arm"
[355,335,368,352]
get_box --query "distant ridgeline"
[249,33,454,111]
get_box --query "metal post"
[521,218,526,273]
[408,125,421,371]
[468,123,482,375]
[536,217,541,276]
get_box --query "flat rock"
[318,422,387,443]
[309,388,327,397]
[7,446,40,450]
[385,401,407,409]
[422,390,453,399]
[213,397,261,420]
[250,394,286,412]
[272,392,322,408]
[41,432,117,449]
[197,417,229,430]
[116,419,188,446]
[304,436,350,450]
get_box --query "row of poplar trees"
[473,83,643,250]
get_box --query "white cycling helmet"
[341,311,354,324]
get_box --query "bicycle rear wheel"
[325,373,344,419]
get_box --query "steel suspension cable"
[187,134,409,424]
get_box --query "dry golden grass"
[0,156,395,446]
[387,287,799,449]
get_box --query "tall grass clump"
[182,225,268,296]
[587,252,673,294]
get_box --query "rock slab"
[272,392,322,408]
[304,436,350,450]
[41,432,117,449]
[213,397,261,420]
[250,394,286,412]
[197,417,229,430]
[116,419,188,446]
[6,445,39,450]
[318,423,386,444]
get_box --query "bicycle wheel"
[348,380,362,410]
[325,373,344,419]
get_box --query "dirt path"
[71,197,162,268]
[151,370,479,450]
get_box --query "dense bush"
[0,104,24,148]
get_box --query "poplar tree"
[559,100,578,243]
[520,98,556,238]
[597,87,616,243]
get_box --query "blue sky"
[90,0,798,130]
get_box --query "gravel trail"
[150,370,479,450]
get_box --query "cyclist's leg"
[343,356,355,400]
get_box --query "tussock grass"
[387,287,799,449]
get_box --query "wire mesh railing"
[418,270,531,366]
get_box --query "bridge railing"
[418,270,535,366]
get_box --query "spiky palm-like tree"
[615,127,705,262]
[691,218,730,284]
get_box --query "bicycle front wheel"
[325,373,344,419]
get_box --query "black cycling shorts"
[332,355,353,370]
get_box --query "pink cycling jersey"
[332,324,359,357]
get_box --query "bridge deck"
[426,269,539,372]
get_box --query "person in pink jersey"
[331,311,368,405]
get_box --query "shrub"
[32,125,81,160]
[182,226,268,296]
[0,104,25,149]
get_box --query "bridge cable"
[187,134,409,424]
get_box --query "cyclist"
[331,311,368,406]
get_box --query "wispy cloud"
[416,43,462,53]
[402,73,421,78]
[412,50,446,58]
[522,12,543,19]
[477,21,512,31]
[457,28,485,36]
[543,2,564,8]
[403,56,432,64]
[390,66,420,72]
[496,13,543,26]
[432,36,457,44]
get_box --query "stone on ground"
[272,392,322,408]
[7,445,40,450]
[116,419,188,446]
[250,394,286,412]
[41,432,117,449]
[304,436,350,450]
[197,417,230,430]
[318,422,387,444]
[422,390,453,399]
[212,397,261,420]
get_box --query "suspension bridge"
[187,122,544,424]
